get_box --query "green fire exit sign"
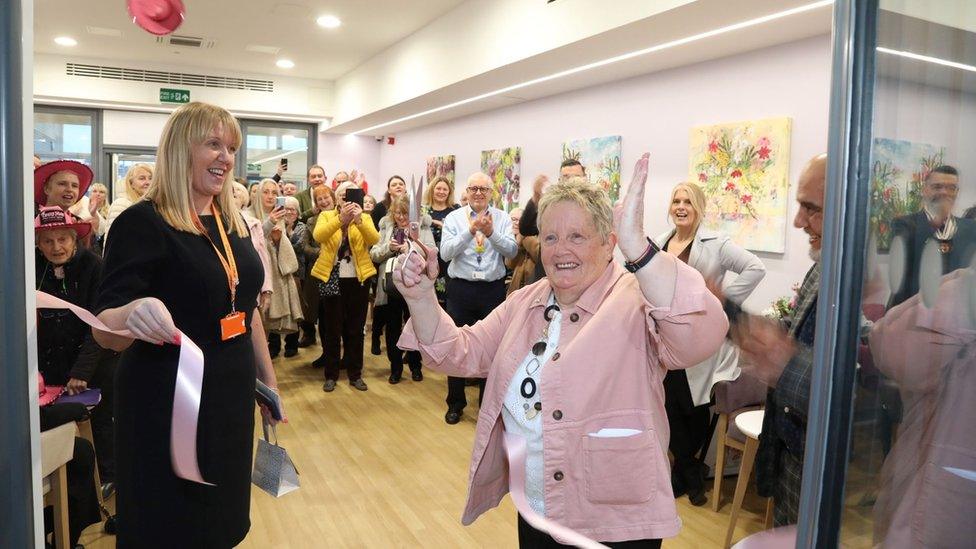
[160,88,190,104]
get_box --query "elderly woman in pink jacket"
[394,154,727,547]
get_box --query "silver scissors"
[402,175,427,271]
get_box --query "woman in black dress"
[93,102,283,548]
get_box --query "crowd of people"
[30,100,975,548]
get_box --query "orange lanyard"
[204,204,239,313]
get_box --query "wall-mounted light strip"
[877,46,976,74]
[352,0,834,135]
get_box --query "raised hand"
[339,202,357,225]
[615,153,650,261]
[394,239,439,300]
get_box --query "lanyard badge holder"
[207,205,247,341]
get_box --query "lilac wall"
[317,133,382,195]
[371,35,834,310]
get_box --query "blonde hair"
[248,178,279,222]
[423,176,454,208]
[123,163,154,202]
[388,194,409,218]
[89,182,110,218]
[231,181,249,210]
[667,182,706,233]
[145,102,245,235]
[538,176,614,242]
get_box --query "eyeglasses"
[929,183,959,193]
[467,186,491,195]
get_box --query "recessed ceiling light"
[276,59,295,69]
[54,36,77,47]
[316,15,341,29]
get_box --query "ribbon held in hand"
[503,432,608,549]
[36,291,213,485]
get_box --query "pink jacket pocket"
[582,430,658,505]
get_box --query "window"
[237,121,317,189]
[33,106,100,173]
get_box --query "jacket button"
[570,313,579,322]
[552,352,561,361]
[784,406,791,414]
[552,410,563,420]
[553,471,564,481]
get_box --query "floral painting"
[426,154,455,187]
[561,135,622,201]
[688,117,792,253]
[870,138,946,252]
[481,147,521,211]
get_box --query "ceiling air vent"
[65,63,274,93]
[155,35,216,48]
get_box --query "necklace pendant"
[525,408,539,420]
[938,239,952,254]
[532,341,547,356]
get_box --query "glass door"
[104,146,157,201]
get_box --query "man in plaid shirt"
[730,154,827,525]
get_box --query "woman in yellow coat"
[312,181,379,392]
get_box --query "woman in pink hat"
[34,206,118,490]
[35,160,104,239]
[92,102,282,548]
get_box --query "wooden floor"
[79,340,767,548]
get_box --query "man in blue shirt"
[439,172,518,424]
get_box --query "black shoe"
[445,410,462,425]
[351,378,368,391]
[388,374,402,384]
[311,355,326,368]
[322,379,337,392]
[371,339,382,355]
[671,472,687,498]
[411,370,423,382]
[269,349,280,359]
[101,481,115,500]
[284,348,298,358]
[298,334,315,348]
[688,488,708,507]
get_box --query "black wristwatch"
[624,237,660,273]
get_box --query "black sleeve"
[371,203,387,229]
[520,199,539,237]
[39,403,89,431]
[62,251,103,382]
[95,202,168,315]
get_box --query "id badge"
[472,270,485,280]
[220,311,247,341]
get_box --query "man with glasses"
[439,172,518,424]
[889,165,976,308]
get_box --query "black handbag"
[382,258,403,302]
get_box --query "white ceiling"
[33,0,465,80]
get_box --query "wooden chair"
[711,373,767,511]
[41,421,77,549]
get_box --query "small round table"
[724,409,767,549]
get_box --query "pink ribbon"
[503,432,607,549]
[36,291,212,485]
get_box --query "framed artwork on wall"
[561,135,622,202]
[870,138,946,253]
[426,154,456,187]
[481,147,521,211]
[688,117,793,253]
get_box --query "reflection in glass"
[842,1,976,546]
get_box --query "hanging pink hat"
[38,373,64,407]
[128,0,185,36]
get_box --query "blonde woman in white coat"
[653,181,766,507]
